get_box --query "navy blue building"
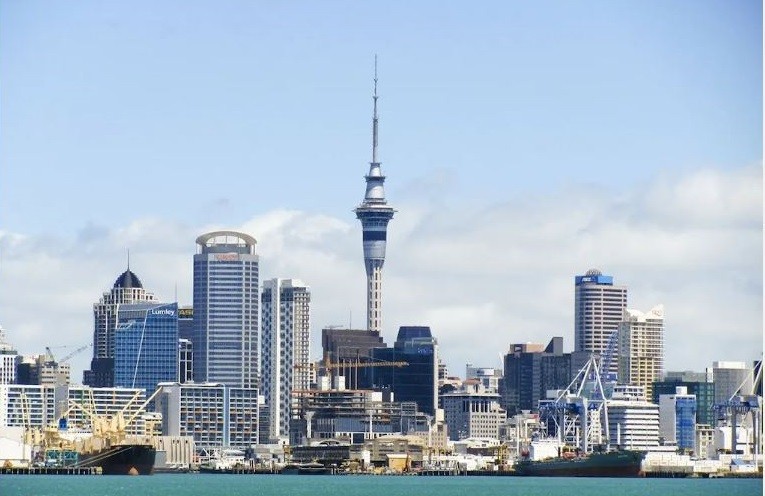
[365,326,438,417]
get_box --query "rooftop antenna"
[371,54,379,164]
[127,248,130,271]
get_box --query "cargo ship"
[39,443,156,475]
[513,450,645,477]
[77,443,156,475]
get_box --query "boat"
[513,450,645,477]
[198,449,246,473]
[76,443,156,475]
[281,462,335,475]
[37,442,156,475]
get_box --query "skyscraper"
[84,267,158,387]
[354,59,395,334]
[261,278,311,441]
[192,231,259,388]
[113,302,179,397]
[574,269,627,376]
[617,305,665,399]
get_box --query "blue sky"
[0,1,762,378]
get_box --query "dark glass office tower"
[368,326,438,416]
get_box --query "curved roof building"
[192,230,260,388]
[83,265,158,387]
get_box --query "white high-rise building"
[618,305,665,399]
[261,279,311,441]
[574,269,627,377]
[0,326,18,385]
[607,397,661,451]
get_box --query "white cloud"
[0,165,761,380]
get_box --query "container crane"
[713,361,763,455]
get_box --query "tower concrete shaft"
[355,57,395,334]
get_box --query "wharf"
[0,466,101,475]
[418,469,516,476]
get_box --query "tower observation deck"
[354,57,395,334]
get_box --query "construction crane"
[44,344,91,364]
[58,344,91,364]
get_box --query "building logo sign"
[214,253,239,261]
[151,308,176,317]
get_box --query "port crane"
[713,360,763,455]
[539,355,610,454]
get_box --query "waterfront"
[1,474,762,496]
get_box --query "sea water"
[1,474,762,496]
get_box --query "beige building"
[618,305,664,399]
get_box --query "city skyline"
[0,2,761,378]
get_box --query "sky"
[0,1,762,381]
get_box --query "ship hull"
[514,450,645,477]
[77,444,156,475]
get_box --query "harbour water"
[2,474,762,496]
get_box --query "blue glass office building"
[114,302,179,396]
[674,396,697,450]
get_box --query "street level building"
[442,381,506,441]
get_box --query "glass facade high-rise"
[658,386,697,451]
[84,268,158,387]
[192,231,259,388]
[261,278,311,441]
[114,302,179,397]
[368,326,438,416]
[574,269,627,378]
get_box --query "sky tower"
[355,57,395,334]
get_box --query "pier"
[0,466,101,475]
